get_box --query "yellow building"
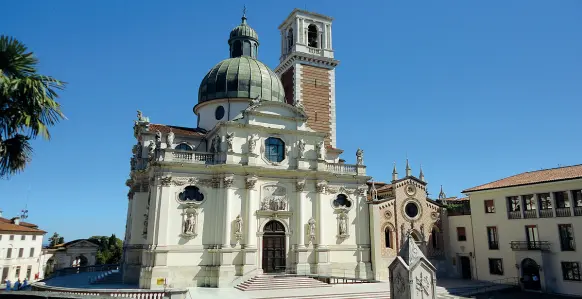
[453,164,582,296]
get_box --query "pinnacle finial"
[241,5,247,23]
[392,162,398,181]
[419,164,425,181]
[405,159,412,177]
[439,185,446,199]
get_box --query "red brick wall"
[300,65,331,145]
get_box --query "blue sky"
[1,0,581,241]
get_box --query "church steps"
[235,275,331,291]
[253,291,390,299]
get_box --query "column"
[533,194,540,218]
[223,176,234,247]
[316,180,327,247]
[296,179,306,247]
[550,192,558,218]
[245,176,258,248]
[568,190,576,216]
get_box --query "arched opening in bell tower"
[287,28,294,52]
[307,24,318,48]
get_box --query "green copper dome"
[198,56,285,103]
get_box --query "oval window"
[215,105,225,120]
[265,137,285,163]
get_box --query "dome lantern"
[228,7,259,59]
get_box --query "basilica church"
[123,9,446,289]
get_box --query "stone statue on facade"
[308,217,316,244]
[338,213,348,237]
[136,110,150,123]
[211,135,220,153]
[184,212,196,235]
[226,132,234,152]
[248,134,258,154]
[297,139,305,158]
[155,130,162,146]
[166,130,174,148]
[147,141,156,161]
[294,99,305,111]
[316,141,325,160]
[356,148,364,165]
[234,215,243,242]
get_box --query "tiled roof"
[0,218,46,234]
[463,164,582,193]
[147,124,206,137]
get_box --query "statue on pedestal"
[356,148,364,165]
[308,217,316,244]
[297,139,305,158]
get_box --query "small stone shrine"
[389,234,437,299]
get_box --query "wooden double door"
[262,220,286,273]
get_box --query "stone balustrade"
[31,282,188,299]
[164,149,214,164]
[325,162,357,174]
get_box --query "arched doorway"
[460,256,472,279]
[521,258,541,290]
[73,255,88,267]
[262,220,286,273]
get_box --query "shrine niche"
[260,185,288,211]
[331,194,353,211]
[178,185,205,206]
[389,234,437,299]
[180,208,198,239]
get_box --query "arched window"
[385,227,392,248]
[287,28,294,52]
[308,24,318,48]
[265,137,285,162]
[232,40,242,57]
[243,41,251,56]
[175,143,192,151]
[431,228,439,249]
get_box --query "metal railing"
[272,265,377,284]
[508,210,522,219]
[556,207,572,217]
[539,209,553,218]
[49,264,119,278]
[488,241,499,250]
[524,209,537,219]
[575,206,582,216]
[31,282,188,299]
[510,241,551,251]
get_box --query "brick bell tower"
[275,9,339,148]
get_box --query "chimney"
[12,217,20,225]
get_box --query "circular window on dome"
[215,105,225,120]
[405,202,420,219]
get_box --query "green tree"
[0,35,67,178]
[89,234,123,264]
[48,232,65,247]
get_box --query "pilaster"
[223,176,234,247]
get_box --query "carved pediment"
[67,240,99,249]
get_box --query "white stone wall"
[195,99,251,131]
[0,232,45,282]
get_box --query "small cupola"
[228,8,259,59]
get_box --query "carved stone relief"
[308,217,316,245]
[234,214,243,243]
[316,180,327,193]
[260,185,288,211]
[226,132,234,152]
[296,179,306,192]
[337,212,349,239]
[245,176,258,189]
[181,208,198,239]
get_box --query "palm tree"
[0,35,67,178]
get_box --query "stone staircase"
[235,275,332,291]
[253,291,391,299]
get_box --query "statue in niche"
[316,141,325,159]
[356,148,364,165]
[308,217,316,243]
[183,211,196,235]
[235,215,243,234]
[226,132,234,152]
[297,139,305,158]
[248,134,258,154]
[166,130,174,148]
[339,213,348,237]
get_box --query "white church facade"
[122,9,446,289]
